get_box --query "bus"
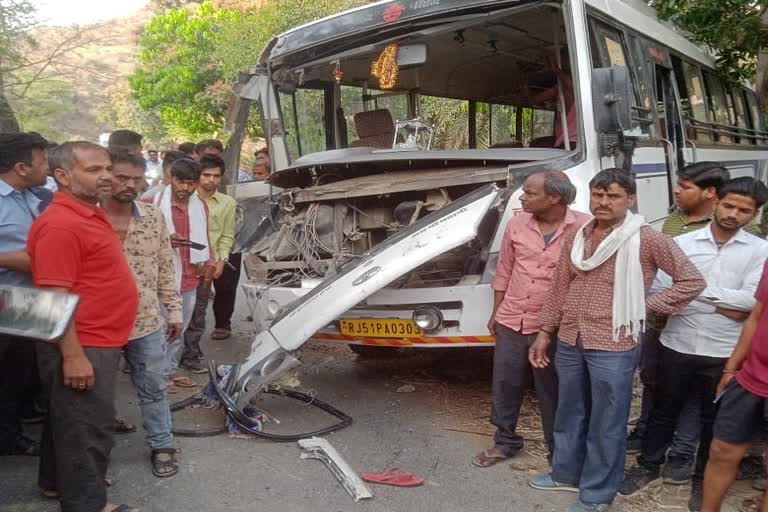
[230,0,768,356]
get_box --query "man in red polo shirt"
[28,141,139,512]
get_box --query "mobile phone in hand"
[188,241,206,251]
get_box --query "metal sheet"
[0,286,78,340]
[269,184,499,350]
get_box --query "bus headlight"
[412,307,443,331]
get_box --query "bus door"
[654,62,686,207]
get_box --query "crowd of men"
[477,164,768,512]
[0,129,271,512]
[2,124,768,512]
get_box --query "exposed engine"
[246,185,492,289]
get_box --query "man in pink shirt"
[473,170,590,468]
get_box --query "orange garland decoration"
[371,42,400,90]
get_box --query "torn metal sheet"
[298,437,373,502]
[0,286,79,340]
[234,184,500,399]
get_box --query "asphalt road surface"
[0,287,756,512]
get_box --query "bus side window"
[590,20,653,137]
[727,86,750,144]
[625,35,656,138]
[744,89,767,145]
[278,87,328,160]
[703,72,734,144]
[671,56,712,143]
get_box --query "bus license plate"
[339,318,423,338]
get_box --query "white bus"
[231,0,768,355]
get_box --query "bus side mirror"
[592,66,632,133]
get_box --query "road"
[0,289,759,512]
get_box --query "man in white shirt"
[620,177,768,511]
[145,150,163,182]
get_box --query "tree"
[650,1,768,109]
[1,0,117,136]
[130,0,366,141]
[97,82,170,148]
[0,0,36,131]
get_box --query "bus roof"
[260,0,524,65]
[585,0,714,68]
[260,0,716,70]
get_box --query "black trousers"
[213,252,241,330]
[37,342,120,512]
[491,323,558,457]
[0,334,37,453]
[638,344,726,479]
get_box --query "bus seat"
[350,109,395,149]
[490,140,524,149]
[530,136,556,148]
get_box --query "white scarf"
[571,211,647,342]
[155,186,209,291]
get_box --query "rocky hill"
[9,8,153,141]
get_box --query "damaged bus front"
[234,0,608,353]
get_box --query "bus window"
[532,110,556,141]
[420,96,469,150]
[367,91,409,122]
[477,104,553,148]
[486,104,517,148]
[340,87,409,149]
[703,72,733,143]
[672,56,712,142]
[727,87,749,144]
[591,22,653,137]
[278,87,328,160]
[744,90,766,144]
[625,35,656,138]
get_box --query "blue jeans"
[124,329,173,450]
[163,289,196,377]
[552,339,641,505]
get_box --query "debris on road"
[396,384,416,393]
[298,437,373,502]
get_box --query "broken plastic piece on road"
[362,467,425,487]
[298,437,373,501]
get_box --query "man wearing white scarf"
[527,169,705,512]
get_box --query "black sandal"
[151,448,179,478]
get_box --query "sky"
[30,0,148,26]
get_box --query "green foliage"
[650,0,768,85]
[130,0,366,141]
[7,74,76,140]
[97,82,170,148]
[130,2,233,138]
[0,0,36,65]
[0,0,37,131]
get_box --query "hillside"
[9,8,153,141]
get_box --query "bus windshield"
[266,2,577,165]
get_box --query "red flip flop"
[362,467,424,487]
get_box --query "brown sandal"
[472,448,511,468]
